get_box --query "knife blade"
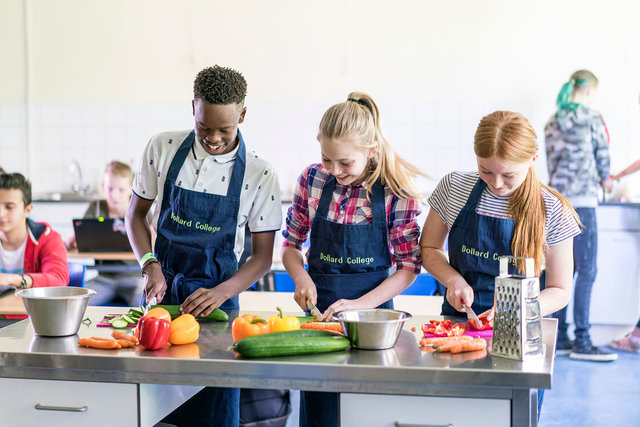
[143,296,157,315]
[307,300,323,322]
[463,304,482,328]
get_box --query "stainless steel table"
[0,307,557,426]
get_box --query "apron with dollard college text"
[443,179,514,316]
[154,130,245,310]
[307,175,394,312]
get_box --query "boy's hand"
[180,287,226,318]
[143,262,167,304]
[293,279,317,311]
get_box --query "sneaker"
[556,339,573,356]
[609,334,640,354]
[569,345,618,362]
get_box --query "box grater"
[492,256,544,360]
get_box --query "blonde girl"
[282,92,423,427]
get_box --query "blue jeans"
[552,207,597,346]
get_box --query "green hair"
[556,70,598,113]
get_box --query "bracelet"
[139,252,157,269]
[20,274,28,289]
[141,259,160,277]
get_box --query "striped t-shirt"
[428,171,581,246]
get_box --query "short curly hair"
[193,65,247,105]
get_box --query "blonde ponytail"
[318,91,424,200]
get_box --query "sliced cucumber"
[103,314,115,319]
[121,315,135,324]
[129,308,144,317]
[111,318,129,329]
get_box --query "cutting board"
[97,314,137,328]
[423,322,494,339]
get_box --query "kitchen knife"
[143,296,157,315]
[463,304,482,329]
[307,300,323,322]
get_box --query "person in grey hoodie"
[545,69,616,362]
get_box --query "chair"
[67,262,87,288]
[401,273,438,296]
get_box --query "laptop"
[72,218,133,252]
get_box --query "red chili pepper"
[138,316,171,350]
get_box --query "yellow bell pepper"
[232,314,271,341]
[268,306,300,332]
[169,314,200,345]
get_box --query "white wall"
[2,0,640,199]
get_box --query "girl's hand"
[293,279,317,311]
[479,306,496,323]
[143,263,167,304]
[446,278,474,313]
[181,286,227,318]
[323,298,363,322]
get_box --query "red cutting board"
[423,323,494,339]
[97,314,137,328]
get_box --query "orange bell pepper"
[169,314,200,345]
[232,314,271,341]
[144,307,172,323]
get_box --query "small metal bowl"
[332,309,412,350]
[16,287,96,337]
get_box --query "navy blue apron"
[156,130,245,427]
[154,130,245,310]
[443,179,514,316]
[301,175,393,427]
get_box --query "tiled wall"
[2,100,640,201]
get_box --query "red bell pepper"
[138,316,171,350]
[468,313,494,331]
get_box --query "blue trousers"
[552,207,598,346]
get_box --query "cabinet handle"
[34,403,88,412]
[394,423,453,427]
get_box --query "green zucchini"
[230,329,351,358]
[150,304,229,322]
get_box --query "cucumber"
[150,304,229,322]
[129,308,144,317]
[111,318,129,329]
[230,329,350,358]
[121,314,135,324]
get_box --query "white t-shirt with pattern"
[427,171,580,246]
[133,130,282,260]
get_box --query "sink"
[33,192,98,202]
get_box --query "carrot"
[112,330,139,344]
[435,336,475,352]
[78,337,122,349]
[421,335,472,348]
[116,339,136,348]
[300,322,344,333]
[449,338,487,354]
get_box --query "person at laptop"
[126,65,282,426]
[0,172,69,290]
[67,161,151,306]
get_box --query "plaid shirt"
[283,164,422,273]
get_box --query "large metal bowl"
[332,309,412,350]
[16,287,96,337]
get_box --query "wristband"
[139,252,157,269]
[20,274,28,289]
[141,259,160,277]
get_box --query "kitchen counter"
[0,307,555,426]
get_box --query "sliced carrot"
[78,338,122,349]
[112,330,139,344]
[422,335,472,348]
[300,322,344,333]
[449,338,487,354]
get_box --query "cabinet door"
[341,393,510,427]
[0,378,137,427]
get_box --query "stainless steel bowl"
[332,309,412,350]
[16,287,96,337]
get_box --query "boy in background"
[0,172,68,290]
[68,161,150,306]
